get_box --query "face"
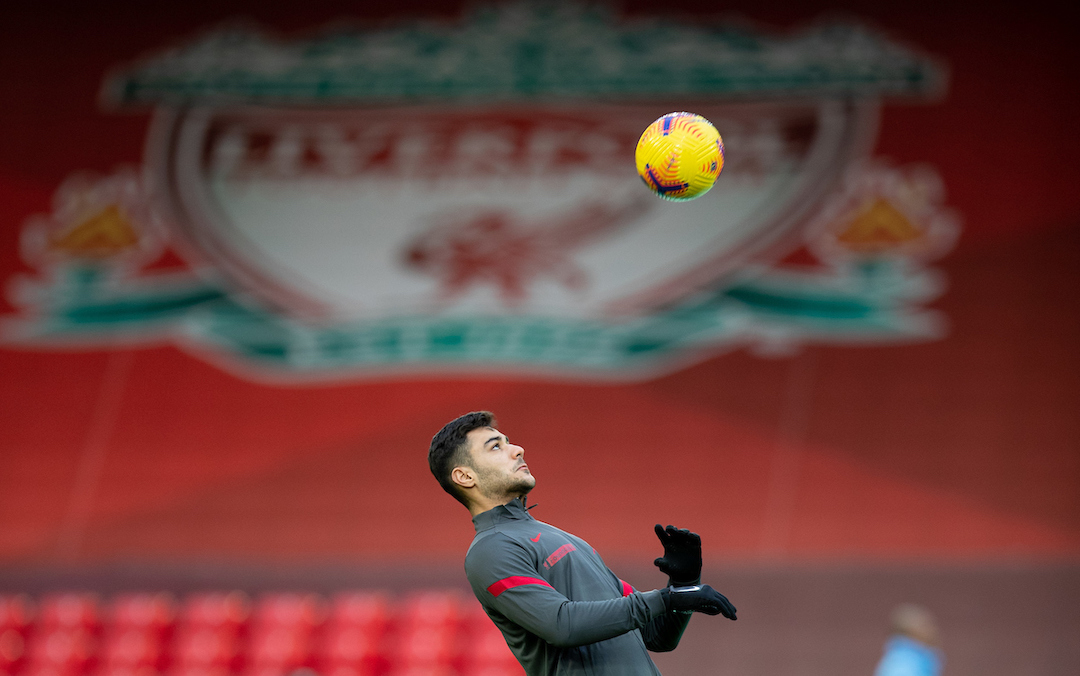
[460,426,535,500]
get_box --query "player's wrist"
[659,586,672,610]
[660,585,701,614]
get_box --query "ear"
[451,466,476,490]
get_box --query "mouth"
[516,465,530,473]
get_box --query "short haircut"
[429,411,496,506]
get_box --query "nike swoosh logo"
[530,532,541,542]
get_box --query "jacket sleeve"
[611,573,692,652]
[638,602,692,652]
[466,532,668,648]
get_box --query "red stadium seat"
[93,666,160,676]
[39,594,100,632]
[0,595,36,633]
[95,593,177,674]
[388,667,456,676]
[98,627,164,671]
[320,623,379,663]
[390,591,464,672]
[26,595,100,676]
[245,593,325,675]
[247,624,312,672]
[326,592,390,629]
[468,627,520,664]
[109,593,177,632]
[393,626,456,667]
[456,605,522,676]
[460,668,526,676]
[0,595,36,676]
[250,593,325,630]
[318,592,391,675]
[322,665,379,676]
[396,592,462,630]
[23,627,97,676]
[177,593,249,630]
[0,628,26,675]
[169,592,250,675]
[166,666,232,676]
[170,626,242,671]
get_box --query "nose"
[511,443,524,459]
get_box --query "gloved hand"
[653,524,702,585]
[661,584,737,620]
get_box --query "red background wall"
[0,0,1077,573]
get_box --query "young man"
[428,411,737,676]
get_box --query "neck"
[467,492,524,517]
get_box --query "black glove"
[661,584,737,620]
[653,524,702,585]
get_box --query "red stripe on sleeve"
[487,576,553,597]
[619,579,634,596]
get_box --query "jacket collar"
[472,496,535,532]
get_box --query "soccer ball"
[635,112,725,201]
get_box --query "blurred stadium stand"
[0,591,524,676]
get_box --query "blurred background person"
[873,603,943,676]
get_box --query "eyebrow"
[484,434,507,448]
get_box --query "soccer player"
[428,411,737,675]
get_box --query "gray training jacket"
[464,497,692,676]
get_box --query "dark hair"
[429,411,496,506]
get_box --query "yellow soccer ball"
[635,112,725,201]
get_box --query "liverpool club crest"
[2,2,958,381]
